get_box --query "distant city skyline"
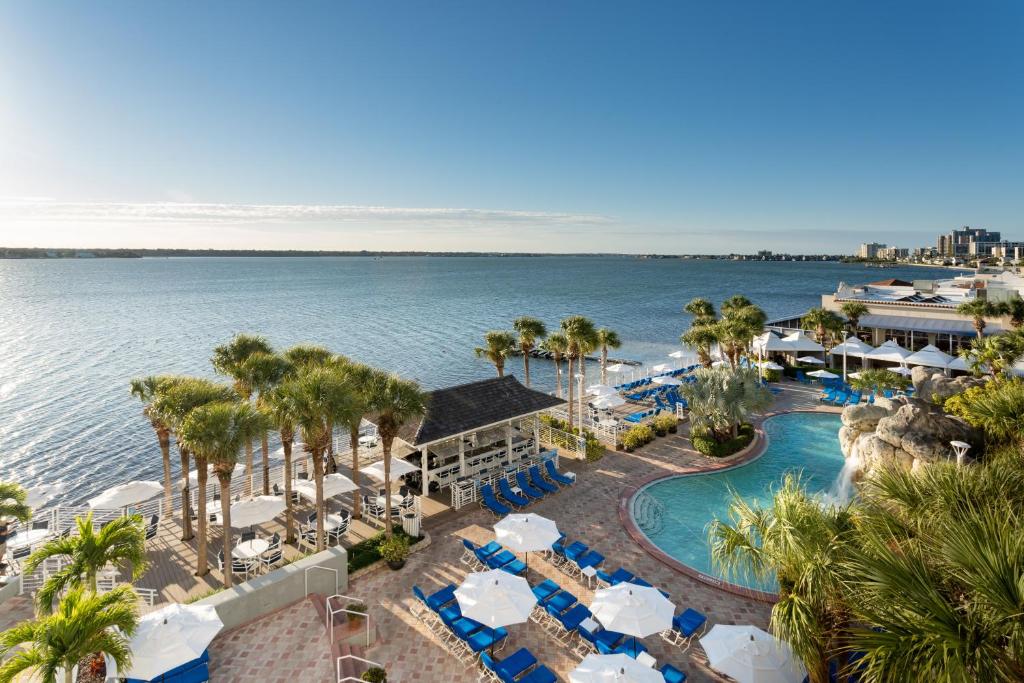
[1,2,1021,253]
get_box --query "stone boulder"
[839,403,893,463]
[911,366,987,404]
[871,400,980,470]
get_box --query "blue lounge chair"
[498,478,531,508]
[575,550,605,574]
[528,466,558,494]
[563,541,588,563]
[532,579,560,604]
[487,648,536,683]
[412,584,457,612]
[661,664,688,683]
[596,567,634,586]
[555,603,592,632]
[544,591,577,614]
[665,607,708,648]
[519,665,557,683]
[480,484,511,516]
[486,549,526,575]
[594,629,625,654]
[461,622,508,653]
[544,459,575,486]
[515,471,546,500]
[846,393,862,406]
[615,638,648,658]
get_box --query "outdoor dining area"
[411,510,808,683]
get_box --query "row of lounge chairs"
[616,366,698,391]
[462,539,527,575]
[411,583,517,667]
[479,461,575,517]
[624,408,660,424]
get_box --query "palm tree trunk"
[244,439,254,496]
[523,348,531,387]
[261,433,271,495]
[383,437,394,538]
[567,355,575,425]
[312,448,326,552]
[179,447,194,541]
[327,420,337,474]
[975,318,985,338]
[65,666,73,683]
[282,440,295,544]
[350,429,362,520]
[158,427,172,513]
[220,479,233,588]
[496,359,504,377]
[554,354,563,397]
[601,345,608,385]
[195,457,209,576]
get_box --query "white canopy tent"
[751,331,791,354]
[291,473,359,502]
[830,337,874,358]
[586,384,617,396]
[652,375,681,386]
[866,340,913,364]
[795,356,824,365]
[700,625,806,683]
[781,330,825,354]
[112,603,224,681]
[904,344,954,369]
[591,394,626,409]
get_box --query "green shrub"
[379,535,410,564]
[652,414,678,434]
[347,530,420,573]
[691,423,755,457]
[361,667,387,682]
[540,414,604,461]
[763,368,782,382]
[621,424,655,451]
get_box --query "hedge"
[348,530,421,573]
[691,423,755,457]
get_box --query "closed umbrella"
[88,480,163,509]
[494,513,561,570]
[570,654,663,683]
[590,583,674,657]
[587,384,617,396]
[219,496,285,527]
[117,603,224,681]
[795,356,824,365]
[363,458,419,482]
[700,624,806,683]
[591,394,626,409]
[652,376,681,386]
[292,473,359,502]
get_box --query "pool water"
[631,412,845,593]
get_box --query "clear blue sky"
[1,1,1021,253]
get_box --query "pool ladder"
[633,490,665,536]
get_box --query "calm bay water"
[0,256,951,504]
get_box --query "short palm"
[475,330,517,377]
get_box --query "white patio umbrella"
[117,603,224,681]
[188,463,245,487]
[24,483,65,510]
[218,495,286,527]
[455,569,537,628]
[652,375,682,386]
[590,583,674,657]
[848,372,863,379]
[606,363,629,373]
[781,330,825,353]
[569,654,663,683]
[587,384,617,396]
[650,363,671,373]
[830,337,874,358]
[88,480,163,509]
[947,355,974,373]
[362,458,419,482]
[495,513,561,570]
[592,394,626,410]
[866,340,913,364]
[758,361,784,371]
[795,356,824,365]
[806,370,839,379]
[905,344,954,369]
[292,473,359,502]
[700,624,806,683]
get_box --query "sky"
[0,1,1021,254]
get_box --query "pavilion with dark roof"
[388,375,565,499]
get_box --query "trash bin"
[402,512,420,538]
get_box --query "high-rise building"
[941,226,1001,257]
[859,242,885,259]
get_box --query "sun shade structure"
[219,495,286,527]
[495,513,561,553]
[668,350,690,359]
[830,337,875,358]
[758,361,784,371]
[652,375,682,385]
[24,483,64,509]
[188,463,245,487]
[362,458,419,481]
[650,363,672,373]
[780,330,825,353]
[606,363,629,373]
[904,344,954,368]
[700,624,806,683]
[586,384,617,396]
[570,654,663,683]
[795,356,824,365]
[590,583,674,658]
[591,394,626,409]
[455,569,537,628]
[292,473,359,501]
[866,340,913,363]
[751,331,791,354]
[116,603,224,681]
[88,480,162,509]
[806,370,839,379]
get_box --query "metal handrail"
[326,593,371,646]
[336,654,381,683]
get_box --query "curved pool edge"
[619,408,840,605]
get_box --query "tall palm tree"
[719,303,766,367]
[212,333,273,495]
[178,401,268,588]
[683,297,717,323]
[367,371,426,538]
[720,294,754,316]
[240,352,292,494]
[151,379,235,547]
[561,316,597,427]
[25,512,147,615]
[801,307,845,350]
[681,323,720,369]
[335,361,376,520]
[839,301,869,335]
[539,332,568,397]
[0,585,138,683]
[263,386,299,543]
[957,298,1000,338]
[709,475,856,683]
[512,317,547,387]
[595,328,621,385]
[1000,296,1024,329]
[680,366,772,440]
[277,366,352,551]
[0,482,32,568]
[474,330,517,377]
[130,375,183,511]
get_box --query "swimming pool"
[631,412,845,595]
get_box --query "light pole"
[950,440,971,467]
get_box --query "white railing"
[336,654,381,683]
[538,420,587,459]
[546,408,618,448]
[326,593,371,646]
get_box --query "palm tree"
[839,301,869,335]
[130,375,183,511]
[849,369,910,395]
[561,316,597,427]
[212,334,273,495]
[595,328,621,385]
[282,344,333,369]
[801,307,846,350]
[709,474,856,683]
[539,332,568,397]
[0,482,32,568]
[151,378,235,547]
[0,586,138,683]
[366,371,426,538]
[263,386,299,543]
[719,303,766,367]
[25,512,147,614]
[335,361,376,520]
[178,401,268,588]
[683,297,717,323]
[512,317,547,387]
[277,366,352,550]
[961,331,1024,378]
[474,330,517,377]
[680,366,772,440]
[1000,296,1024,329]
[240,352,292,494]
[957,298,1000,338]
[681,324,720,369]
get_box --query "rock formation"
[910,366,986,404]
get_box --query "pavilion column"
[420,449,428,496]
[507,421,514,464]
[533,415,541,454]
[458,438,466,479]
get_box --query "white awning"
[858,314,1006,336]
[905,344,954,368]
[780,330,825,353]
